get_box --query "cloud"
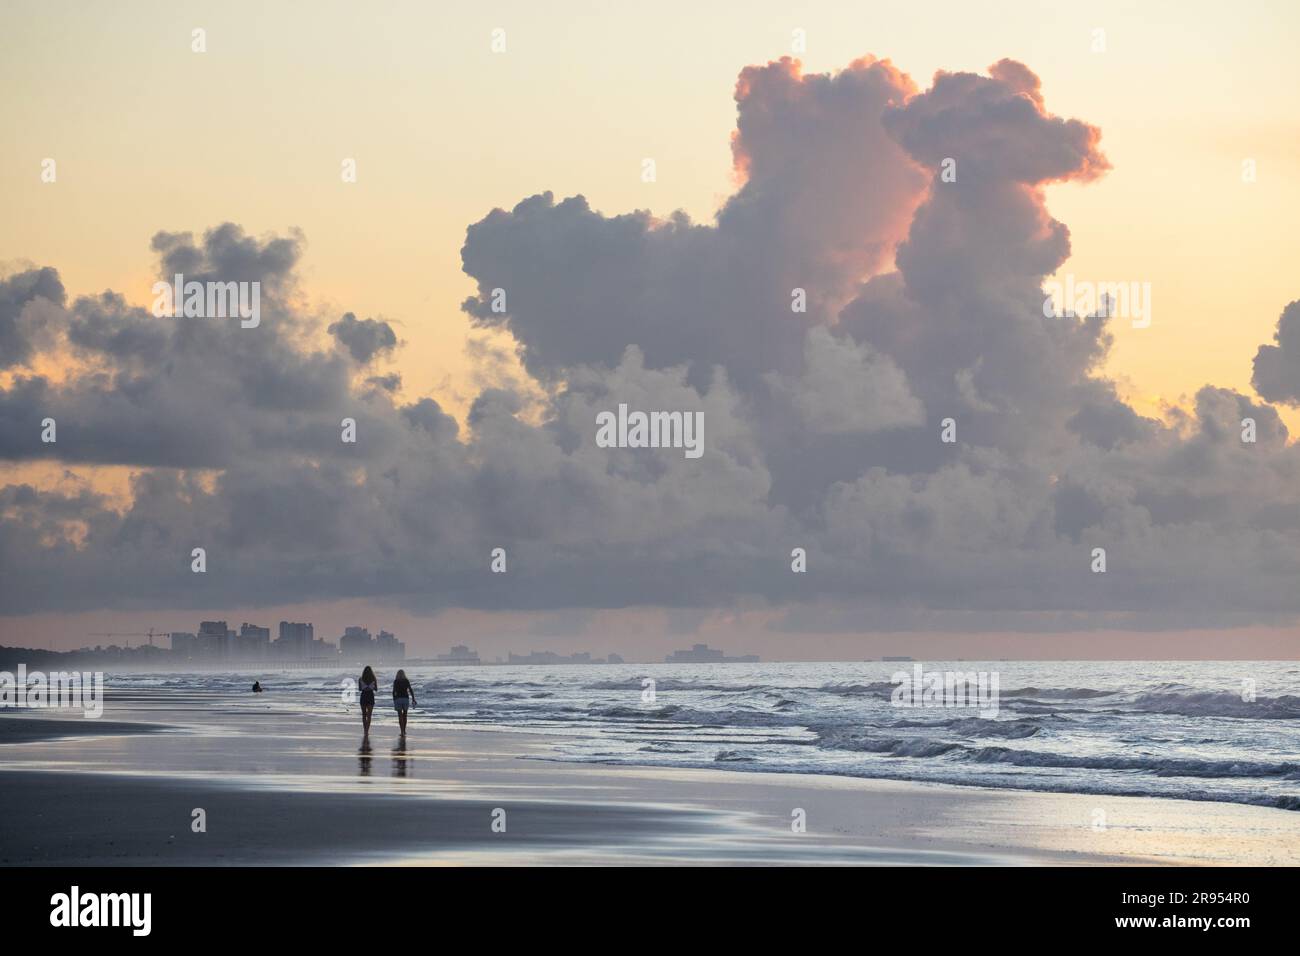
[0,225,405,469]
[328,312,398,364]
[365,372,402,393]
[763,327,924,435]
[882,59,1110,187]
[1,57,1298,633]
[0,267,64,369]
[1252,299,1300,404]
[459,56,927,390]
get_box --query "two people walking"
[358,666,417,736]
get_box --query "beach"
[3,681,1298,866]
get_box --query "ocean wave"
[813,731,964,758]
[963,746,1300,779]
[714,751,756,762]
[1123,691,1300,720]
[817,682,897,697]
[551,750,1300,812]
[813,730,1300,780]
[999,686,1117,699]
[589,702,791,728]
[889,716,1047,739]
[592,704,684,720]
[584,679,768,692]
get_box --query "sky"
[2,0,1299,658]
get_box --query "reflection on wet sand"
[392,737,410,777]
[358,736,372,776]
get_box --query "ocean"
[107,659,1300,811]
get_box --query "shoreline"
[3,707,1299,865]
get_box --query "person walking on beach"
[392,669,416,736]
[358,666,378,735]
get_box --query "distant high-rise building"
[664,643,759,664]
[237,623,271,658]
[339,626,373,658]
[275,621,314,659]
[434,645,479,665]
[375,629,405,661]
[507,650,595,665]
[337,626,402,661]
[197,620,229,658]
[170,632,197,658]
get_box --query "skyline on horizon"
[6,604,1297,661]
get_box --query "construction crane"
[87,628,169,647]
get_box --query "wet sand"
[2,694,1298,865]
[0,769,703,866]
[0,715,166,745]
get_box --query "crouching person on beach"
[393,669,416,735]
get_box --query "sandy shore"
[2,699,1298,865]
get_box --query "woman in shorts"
[392,669,416,736]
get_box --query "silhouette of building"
[275,621,314,659]
[170,632,196,658]
[339,627,373,657]
[434,645,480,665]
[665,643,759,664]
[375,629,404,661]
[339,626,402,661]
[238,623,271,658]
[508,650,597,665]
[197,620,230,659]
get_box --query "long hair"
[360,665,376,686]
[395,669,407,683]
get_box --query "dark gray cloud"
[365,372,402,393]
[1252,300,1300,404]
[151,223,302,289]
[460,56,926,391]
[0,267,64,369]
[1,57,1298,633]
[329,312,398,364]
[0,225,405,469]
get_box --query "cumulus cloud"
[0,267,64,369]
[329,312,398,364]
[1252,299,1300,404]
[763,327,924,434]
[0,225,406,469]
[459,56,926,389]
[1,57,1298,633]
